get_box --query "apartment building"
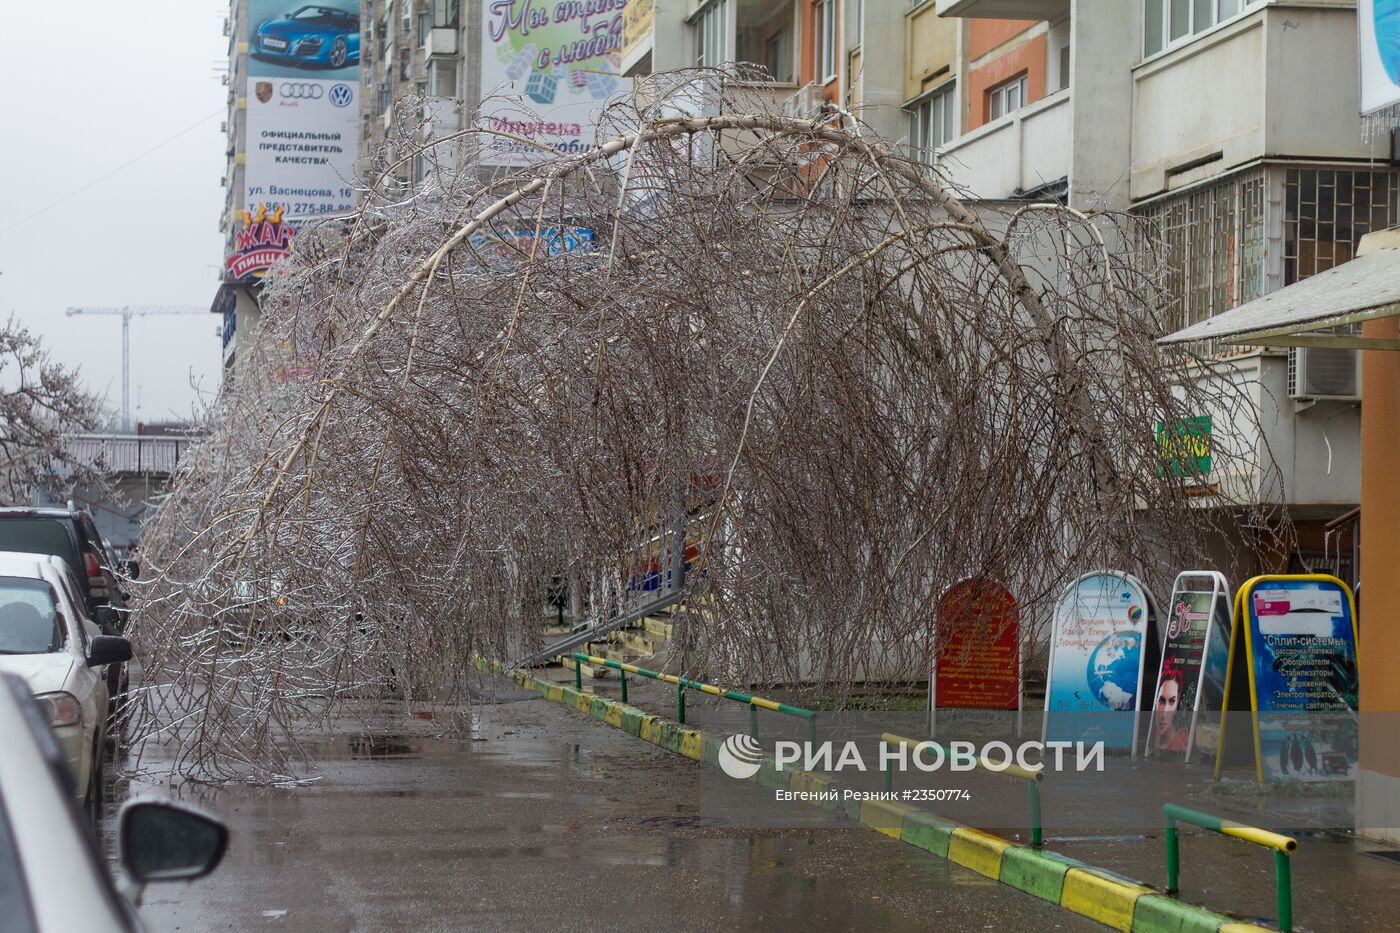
[902,2,1373,588]
[215,0,1371,581]
[626,2,1375,582]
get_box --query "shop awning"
[1159,240,1400,351]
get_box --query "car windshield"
[288,6,347,24]
[0,579,63,655]
[0,519,73,564]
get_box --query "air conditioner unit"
[782,83,824,120]
[1288,347,1361,401]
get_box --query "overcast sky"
[0,0,228,429]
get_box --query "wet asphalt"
[106,687,1102,932]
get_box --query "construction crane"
[64,306,206,433]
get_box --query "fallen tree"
[129,73,1281,781]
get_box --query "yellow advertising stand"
[1215,574,1360,784]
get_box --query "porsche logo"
[255,81,273,104]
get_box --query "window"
[0,578,63,655]
[1284,169,1400,286]
[906,84,955,163]
[818,0,838,83]
[1144,0,1256,58]
[1139,171,1265,340]
[695,0,729,68]
[737,0,795,82]
[431,60,456,98]
[987,74,1026,121]
[1139,166,1400,355]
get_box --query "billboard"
[1216,575,1359,783]
[1144,571,1231,762]
[1362,0,1400,118]
[621,0,654,72]
[479,0,628,165]
[1044,572,1160,753]
[933,579,1020,712]
[244,1,360,220]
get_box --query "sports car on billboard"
[254,6,360,69]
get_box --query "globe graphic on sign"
[1375,0,1400,84]
[1086,631,1141,710]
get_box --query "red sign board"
[225,203,295,282]
[935,579,1020,710]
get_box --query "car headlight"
[34,691,82,727]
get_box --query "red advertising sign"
[935,579,1020,710]
[224,203,295,282]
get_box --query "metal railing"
[1163,803,1297,932]
[881,732,1045,847]
[571,653,818,745]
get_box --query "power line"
[0,108,223,236]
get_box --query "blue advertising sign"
[1044,572,1160,753]
[1216,575,1359,783]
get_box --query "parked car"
[0,508,132,705]
[254,5,361,69]
[0,673,227,932]
[0,552,132,818]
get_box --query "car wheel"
[329,38,347,68]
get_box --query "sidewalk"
[552,666,1400,932]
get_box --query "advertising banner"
[1044,572,1159,753]
[1144,572,1231,762]
[621,0,654,72]
[244,0,360,220]
[1361,0,1400,118]
[1217,575,1360,783]
[933,579,1020,711]
[479,0,629,165]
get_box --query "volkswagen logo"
[279,83,323,100]
[329,84,354,108]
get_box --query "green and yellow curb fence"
[1164,804,1297,932]
[470,656,1274,933]
[881,732,1045,848]
[570,653,819,745]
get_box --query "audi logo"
[329,84,353,108]
[279,83,324,100]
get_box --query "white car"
[0,672,227,932]
[0,551,131,817]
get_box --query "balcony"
[424,26,458,58]
[934,0,1068,18]
[937,89,1069,201]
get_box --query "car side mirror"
[118,800,228,905]
[88,635,132,667]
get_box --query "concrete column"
[1067,0,1134,210]
[852,0,908,144]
